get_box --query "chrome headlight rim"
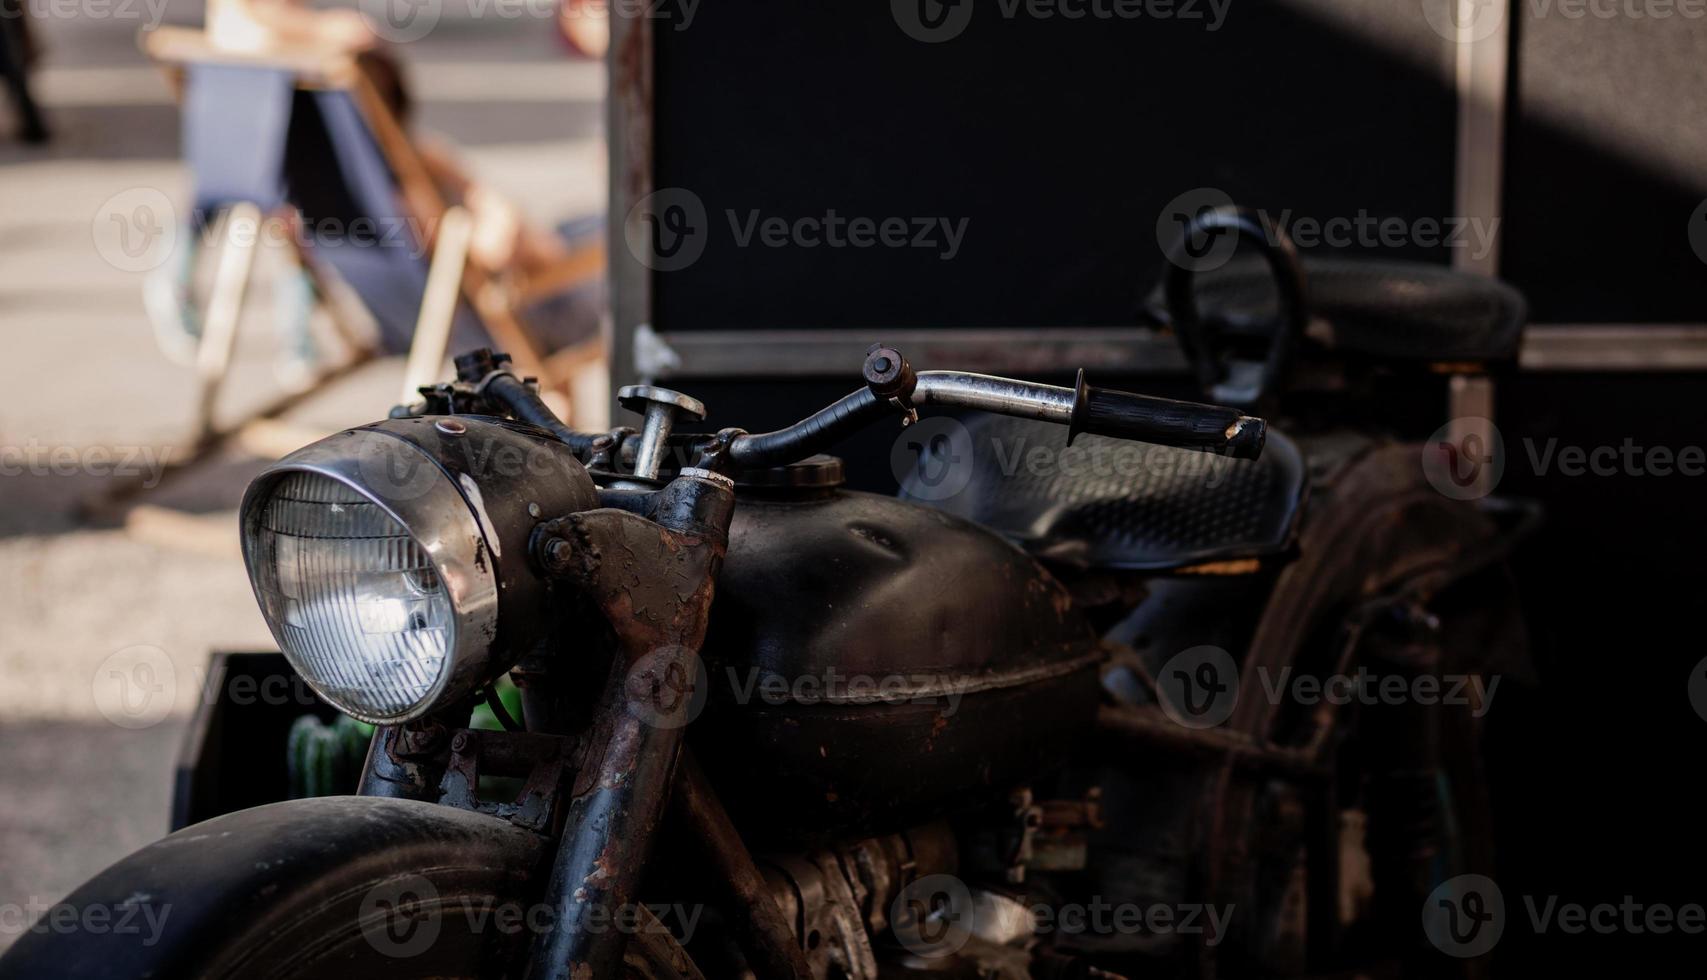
[239,428,501,725]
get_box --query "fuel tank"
[692,466,1103,842]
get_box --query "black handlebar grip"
[1067,370,1266,460]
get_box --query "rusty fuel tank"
[691,473,1103,843]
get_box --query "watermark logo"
[1256,666,1499,718]
[360,0,444,42]
[891,416,975,502]
[626,187,709,273]
[1690,654,1707,724]
[893,0,1230,40]
[892,0,975,41]
[1156,645,1239,729]
[0,441,174,489]
[891,874,975,958]
[1690,198,1707,266]
[92,188,178,274]
[1422,418,1505,500]
[1423,0,1507,44]
[723,666,973,716]
[91,645,177,730]
[0,897,173,947]
[1158,187,1240,273]
[2,0,172,32]
[354,436,445,502]
[1159,190,1500,270]
[1423,874,1505,958]
[625,645,708,729]
[360,875,444,958]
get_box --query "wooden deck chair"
[90,28,604,519]
[144,26,603,412]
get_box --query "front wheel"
[0,796,703,980]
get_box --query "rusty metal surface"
[525,478,734,980]
[437,728,579,835]
[357,716,459,801]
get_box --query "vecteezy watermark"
[623,647,978,729]
[1421,418,1506,501]
[1424,874,1506,957]
[624,188,970,271]
[1157,189,1500,273]
[1255,665,1499,718]
[1155,645,1240,729]
[91,647,332,730]
[1154,646,1500,731]
[891,874,976,957]
[889,875,1234,959]
[0,441,175,489]
[0,897,173,947]
[892,0,1232,43]
[92,645,178,730]
[890,416,1244,504]
[1426,0,1707,45]
[1156,188,1241,273]
[1424,417,1707,500]
[1690,198,1707,266]
[92,188,178,274]
[891,416,979,502]
[725,666,975,716]
[359,0,698,44]
[1030,898,1234,945]
[1423,874,1707,957]
[351,423,586,502]
[624,645,709,730]
[359,876,703,958]
[92,190,452,273]
[1689,654,1707,724]
[1,0,171,31]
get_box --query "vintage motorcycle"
[2,216,1531,980]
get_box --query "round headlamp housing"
[239,417,597,724]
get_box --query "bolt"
[543,537,574,572]
[451,732,469,753]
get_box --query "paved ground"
[0,2,603,947]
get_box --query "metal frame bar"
[607,11,653,419]
[630,325,1707,379]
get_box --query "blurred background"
[0,0,606,935]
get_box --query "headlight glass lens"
[247,472,454,722]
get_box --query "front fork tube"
[525,474,735,980]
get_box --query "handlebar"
[464,345,1266,476]
[725,362,1265,470]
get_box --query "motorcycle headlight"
[240,419,596,724]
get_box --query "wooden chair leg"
[194,203,262,443]
[399,205,474,405]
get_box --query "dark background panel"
[1491,372,1707,970]
[654,0,1459,331]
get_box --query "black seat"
[1157,257,1527,362]
[900,415,1306,571]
